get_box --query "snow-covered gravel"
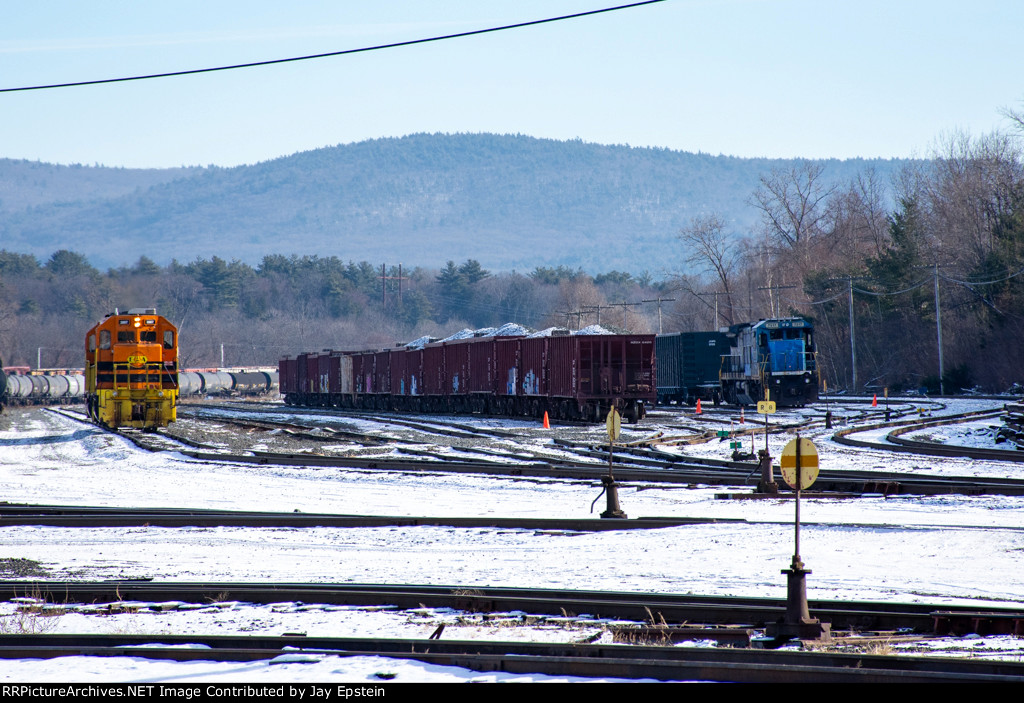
[0,398,1022,682]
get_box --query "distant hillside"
[0,159,203,212]
[0,134,913,273]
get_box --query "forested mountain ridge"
[0,159,202,212]
[0,133,910,272]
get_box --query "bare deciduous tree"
[677,214,740,325]
[825,169,891,260]
[752,161,836,253]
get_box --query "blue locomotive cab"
[759,320,815,374]
[722,318,818,407]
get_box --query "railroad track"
[4,580,1023,636]
[7,503,1024,545]
[0,504,740,532]
[2,633,1023,682]
[3,580,1024,681]
[552,434,1024,496]
[49,405,1024,496]
[46,407,216,453]
[176,409,400,446]
[833,408,1022,462]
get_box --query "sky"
[1,0,1022,169]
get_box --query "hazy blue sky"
[2,0,1021,168]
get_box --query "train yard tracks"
[4,580,1021,635]
[47,402,1024,496]
[3,582,1024,681]
[11,398,1024,681]
[0,503,739,532]
[3,632,1024,682]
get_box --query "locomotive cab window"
[140,330,157,343]
[88,335,96,352]
[164,331,174,349]
[117,330,136,343]
[99,330,111,350]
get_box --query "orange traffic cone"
[543,411,550,429]
[696,398,702,414]
[872,394,878,407]
[740,408,745,424]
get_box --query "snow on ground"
[0,652,661,683]
[1,401,1023,681]
[662,398,1023,479]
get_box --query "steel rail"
[50,406,1024,496]
[4,581,1022,634]
[0,504,738,531]
[1,634,1023,682]
[832,409,1009,458]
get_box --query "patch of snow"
[574,324,615,335]
[403,336,435,350]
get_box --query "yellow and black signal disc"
[780,437,819,490]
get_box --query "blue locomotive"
[657,318,818,408]
[720,318,817,406]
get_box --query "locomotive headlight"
[134,317,141,328]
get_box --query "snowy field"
[0,399,1022,682]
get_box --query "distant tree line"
[677,121,1024,394]
[2,122,1022,393]
[0,249,667,370]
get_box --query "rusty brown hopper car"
[279,332,655,423]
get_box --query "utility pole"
[608,301,643,330]
[914,263,947,394]
[820,275,869,393]
[581,304,613,326]
[694,292,727,329]
[848,277,857,393]
[557,309,585,330]
[378,263,409,309]
[642,298,676,334]
[757,285,797,318]
[934,264,945,394]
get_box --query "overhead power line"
[0,1,668,94]
[941,265,1024,287]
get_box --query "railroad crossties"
[0,397,1022,682]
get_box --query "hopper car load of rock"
[280,331,656,423]
[656,317,818,408]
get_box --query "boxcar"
[655,331,729,405]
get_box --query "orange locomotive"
[85,308,179,429]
